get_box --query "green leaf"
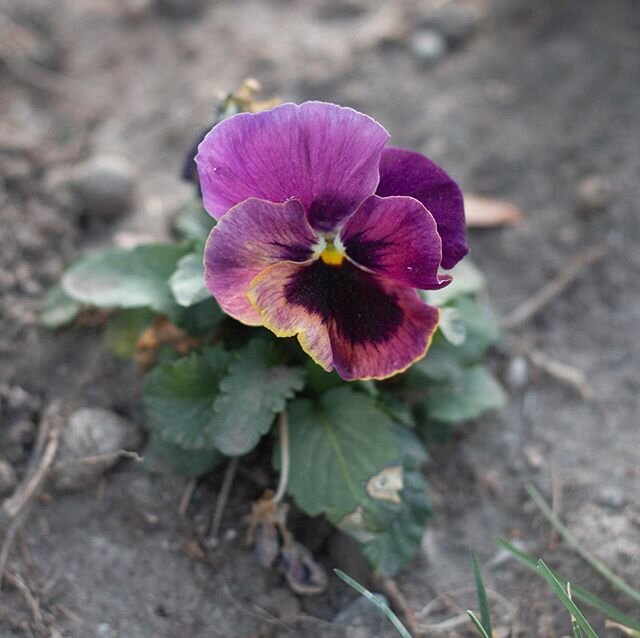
[143,348,230,449]
[304,359,343,395]
[495,539,640,632]
[423,365,506,423]
[285,387,400,521]
[537,560,599,638]
[467,611,491,638]
[39,284,82,328]
[470,552,493,637]
[104,308,155,359]
[169,252,210,307]
[211,339,306,456]
[62,243,189,316]
[439,306,466,345]
[145,433,224,477]
[423,259,486,306]
[358,426,431,576]
[175,297,225,335]
[412,296,500,384]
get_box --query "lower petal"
[248,260,440,381]
[204,198,319,325]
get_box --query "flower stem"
[273,410,289,504]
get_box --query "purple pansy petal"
[376,147,468,270]
[204,198,319,326]
[195,101,390,230]
[247,261,334,372]
[248,259,440,381]
[340,195,451,291]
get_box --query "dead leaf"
[464,194,524,228]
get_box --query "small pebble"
[597,485,625,510]
[333,591,389,629]
[0,459,17,495]
[70,154,136,218]
[506,355,528,389]
[410,29,447,64]
[576,175,611,213]
[51,407,142,491]
[420,4,479,46]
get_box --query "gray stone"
[410,29,447,64]
[420,4,479,46]
[576,175,611,213]
[51,407,143,491]
[70,154,136,218]
[506,355,528,389]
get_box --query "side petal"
[204,198,319,325]
[248,260,440,381]
[195,101,390,230]
[340,194,450,290]
[376,147,468,270]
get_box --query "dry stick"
[1,426,60,522]
[510,335,593,400]
[178,479,198,517]
[273,410,290,505]
[0,410,63,590]
[4,571,43,627]
[374,574,420,637]
[209,457,240,540]
[501,244,608,330]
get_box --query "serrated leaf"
[145,433,224,477]
[104,308,155,358]
[39,284,82,328]
[414,296,500,383]
[143,348,230,449]
[211,339,306,455]
[285,387,400,520]
[358,425,431,575]
[62,243,189,315]
[424,259,486,306]
[425,365,506,423]
[169,252,210,307]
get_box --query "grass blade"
[496,539,640,631]
[470,551,493,637]
[527,484,640,606]
[467,610,491,638]
[334,569,413,638]
[537,560,598,638]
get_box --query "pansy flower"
[195,102,467,381]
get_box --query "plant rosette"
[42,85,505,581]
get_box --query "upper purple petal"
[195,102,390,231]
[340,195,450,290]
[375,147,468,270]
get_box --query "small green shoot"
[496,538,640,631]
[334,569,412,638]
[536,560,598,638]
[470,551,493,637]
[467,610,492,638]
[527,484,640,606]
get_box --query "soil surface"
[1,0,639,636]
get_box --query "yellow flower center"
[320,240,344,266]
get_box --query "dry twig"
[209,457,240,539]
[501,244,608,330]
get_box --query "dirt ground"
[1,0,639,636]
